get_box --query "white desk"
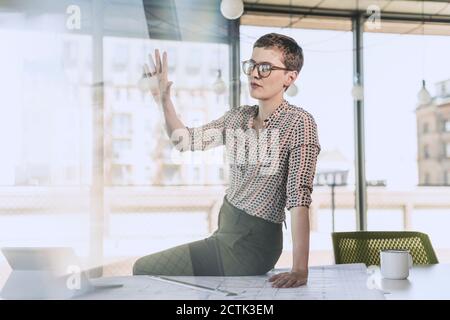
[370,263,450,300]
[1,263,449,300]
[82,263,450,300]
[82,264,385,300]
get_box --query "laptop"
[1,247,123,299]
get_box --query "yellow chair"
[332,231,439,266]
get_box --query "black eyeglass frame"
[241,59,294,78]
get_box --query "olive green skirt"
[133,195,283,276]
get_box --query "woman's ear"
[284,70,298,88]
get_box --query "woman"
[133,33,321,289]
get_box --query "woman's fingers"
[268,272,308,288]
[143,64,151,77]
[268,273,282,282]
[147,49,168,77]
[155,49,161,73]
[283,279,297,288]
[143,49,172,103]
[148,53,157,75]
[273,277,289,288]
[296,279,307,286]
[162,51,168,78]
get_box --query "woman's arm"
[161,96,186,139]
[269,112,320,288]
[145,49,226,152]
[160,96,191,151]
[268,206,309,288]
[291,206,310,275]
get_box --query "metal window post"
[352,14,368,231]
[228,18,241,109]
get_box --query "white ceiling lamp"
[286,83,298,97]
[220,0,244,20]
[351,83,364,101]
[351,74,364,101]
[212,45,227,95]
[418,80,432,105]
[351,0,363,101]
[213,69,227,95]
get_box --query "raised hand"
[143,49,173,105]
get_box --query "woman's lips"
[251,83,262,89]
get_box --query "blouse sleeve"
[285,111,321,210]
[178,107,237,152]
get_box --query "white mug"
[380,249,413,280]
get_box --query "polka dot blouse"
[183,99,321,224]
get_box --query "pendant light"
[220,0,243,20]
[351,73,364,101]
[286,84,298,97]
[212,45,227,95]
[213,69,227,95]
[351,0,364,101]
[418,80,432,105]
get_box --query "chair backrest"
[332,231,439,266]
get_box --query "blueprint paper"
[81,263,385,300]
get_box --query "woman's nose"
[250,66,260,79]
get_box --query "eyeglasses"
[242,59,293,78]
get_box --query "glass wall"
[2,1,449,282]
[0,0,232,278]
[364,22,450,262]
[0,2,94,284]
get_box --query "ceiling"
[243,0,450,16]
[242,0,450,35]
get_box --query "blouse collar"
[247,99,290,129]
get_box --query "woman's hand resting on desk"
[143,49,173,106]
[268,269,308,288]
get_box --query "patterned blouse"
[183,99,321,224]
